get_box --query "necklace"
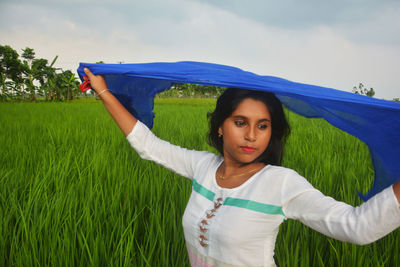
[216,164,262,180]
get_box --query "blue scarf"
[77,61,400,200]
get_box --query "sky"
[1,0,399,99]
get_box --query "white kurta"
[127,120,400,267]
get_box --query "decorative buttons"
[201,219,208,225]
[199,220,209,233]
[214,198,223,209]
[199,236,209,247]
[198,197,224,247]
[206,209,216,219]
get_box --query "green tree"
[21,47,60,102]
[0,72,15,102]
[0,45,24,101]
[59,70,79,101]
[1,44,81,102]
[352,83,375,97]
[36,56,58,101]
[21,47,35,62]
[46,69,79,101]
[21,47,38,101]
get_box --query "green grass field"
[1,99,399,266]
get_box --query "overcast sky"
[1,0,399,99]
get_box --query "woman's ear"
[218,127,223,137]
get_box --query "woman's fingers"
[84,67,93,77]
[83,67,107,92]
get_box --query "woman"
[83,68,400,267]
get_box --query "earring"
[218,133,222,138]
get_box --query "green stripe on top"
[224,197,285,216]
[192,179,215,201]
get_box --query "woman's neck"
[219,160,265,177]
[215,161,266,189]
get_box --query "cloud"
[1,0,399,98]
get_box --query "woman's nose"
[245,127,257,142]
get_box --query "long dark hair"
[207,88,290,165]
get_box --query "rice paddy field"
[1,98,399,266]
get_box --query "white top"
[127,120,400,267]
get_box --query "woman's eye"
[234,121,246,127]
[257,124,268,130]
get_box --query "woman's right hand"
[83,67,137,136]
[84,68,108,94]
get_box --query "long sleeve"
[126,120,212,180]
[282,171,400,245]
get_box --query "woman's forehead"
[231,98,271,118]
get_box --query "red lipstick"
[241,146,255,153]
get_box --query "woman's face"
[218,98,272,166]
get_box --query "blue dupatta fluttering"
[77,61,400,200]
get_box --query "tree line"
[0,44,227,102]
[1,44,398,102]
[0,45,83,102]
[156,83,226,98]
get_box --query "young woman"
[83,68,400,267]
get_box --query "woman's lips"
[241,146,255,153]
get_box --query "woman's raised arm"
[84,68,137,136]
